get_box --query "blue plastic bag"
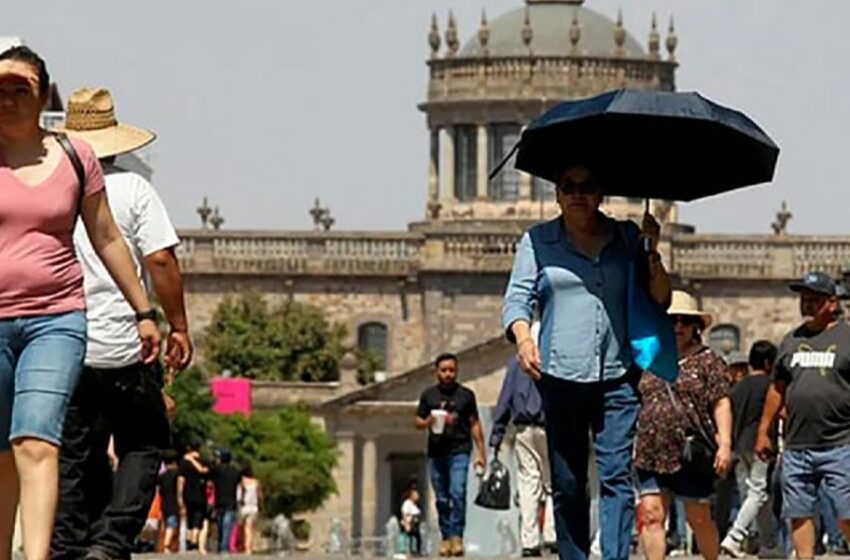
[627,259,678,382]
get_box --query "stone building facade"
[171,1,850,549]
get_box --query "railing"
[176,230,850,279]
[426,55,676,102]
[176,231,422,276]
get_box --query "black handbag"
[474,457,511,510]
[665,383,718,480]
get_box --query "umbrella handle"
[642,198,653,254]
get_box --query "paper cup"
[431,410,448,434]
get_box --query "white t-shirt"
[74,166,179,368]
[401,499,421,520]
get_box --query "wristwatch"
[135,309,158,323]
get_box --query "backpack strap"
[54,133,86,217]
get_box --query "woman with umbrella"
[502,163,671,560]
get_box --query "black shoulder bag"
[665,382,718,481]
[53,133,86,216]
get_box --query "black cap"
[790,271,838,297]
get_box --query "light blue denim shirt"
[502,215,640,383]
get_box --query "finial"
[666,15,678,60]
[569,10,581,53]
[478,9,490,54]
[521,6,533,51]
[210,206,224,231]
[771,200,793,235]
[320,209,335,231]
[648,12,660,58]
[429,13,441,57]
[446,11,460,56]
[309,198,324,230]
[197,197,212,228]
[614,9,626,55]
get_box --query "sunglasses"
[671,315,701,327]
[557,179,601,196]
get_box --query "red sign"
[210,377,252,416]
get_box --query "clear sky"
[5,1,848,235]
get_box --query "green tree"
[212,409,338,516]
[203,293,347,382]
[166,365,217,452]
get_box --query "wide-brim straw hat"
[667,290,714,330]
[56,87,155,159]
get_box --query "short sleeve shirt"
[74,166,180,367]
[0,137,104,318]
[417,383,479,458]
[775,322,850,449]
[635,346,732,474]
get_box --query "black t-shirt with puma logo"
[776,321,850,449]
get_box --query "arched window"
[707,324,741,357]
[358,322,388,371]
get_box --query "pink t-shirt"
[0,137,105,318]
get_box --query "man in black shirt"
[721,341,778,557]
[157,451,181,552]
[415,353,486,558]
[179,441,208,550]
[757,272,850,559]
[209,449,241,552]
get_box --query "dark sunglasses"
[671,315,702,328]
[557,179,601,196]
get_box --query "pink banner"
[210,377,252,416]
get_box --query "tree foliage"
[203,293,347,382]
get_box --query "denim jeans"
[217,509,237,552]
[0,311,86,449]
[537,370,641,560]
[429,453,470,540]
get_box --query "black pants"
[51,362,171,560]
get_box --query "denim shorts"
[165,515,179,530]
[783,445,850,520]
[637,466,715,503]
[0,311,87,450]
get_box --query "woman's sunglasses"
[671,315,701,327]
[557,179,601,196]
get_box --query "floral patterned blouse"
[634,345,733,474]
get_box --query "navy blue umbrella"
[494,89,780,202]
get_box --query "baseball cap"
[790,272,837,297]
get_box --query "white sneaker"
[720,535,746,558]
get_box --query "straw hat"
[667,290,713,329]
[57,87,155,158]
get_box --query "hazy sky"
[5,1,849,234]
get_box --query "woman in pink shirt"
[0,46,161,560]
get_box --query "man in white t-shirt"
[50,88,193,560]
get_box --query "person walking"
[157,452,181,554]
[635,290,733,560]
[720,341,778,557]
[0,47,159,560]
[239,465,263,555]
[414,353,487,557]
[502,165,671,560]
[490,334,555,557]
[756,272,850,559]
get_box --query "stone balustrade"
[426,55,676,103]
[176,229,850,280]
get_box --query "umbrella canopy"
[509,89,780,202]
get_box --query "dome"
[459,2,645,58]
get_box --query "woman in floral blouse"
[635,290,733,560]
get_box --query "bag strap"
[663,379,716,448]
[53,133,86,217]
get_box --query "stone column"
[313,430,356,540]
[442,127,456,202]
[428,128,439,203]
[476,124,489,200]
[519,171,533,200]
[361,435,378,541]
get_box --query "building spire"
[614,9,626,55]
[569,9,581,54]
[666,15,678,60]
[521,6,533,53]
[428,13,441,58]
[445,11,460,57]
[648,12,660,58]
[478,8,490,54]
